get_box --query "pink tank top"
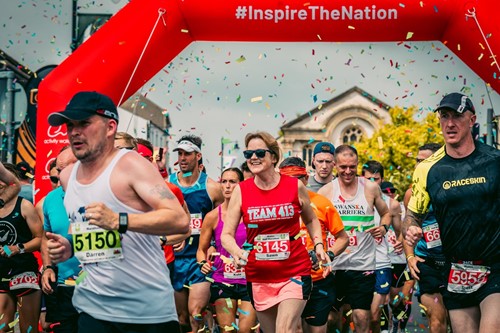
[213,205,248,285]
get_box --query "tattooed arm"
[85,152,189,236]
[403,210,426,247]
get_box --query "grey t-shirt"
[307,175,331,192]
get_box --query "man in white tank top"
[45,91,189,333]
[318,145,391,333]
[362,162,404,333]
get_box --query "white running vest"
[375,194,392,269]
[65,149,177,324]
[331,177,376,271]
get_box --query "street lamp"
[220,137,240,171]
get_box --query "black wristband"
[313,242,324,251]
[43,265,57,274]
[118,213,128,234]
[382,224,389,232]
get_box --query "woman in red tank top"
[221,131,331,333]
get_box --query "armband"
[382,224,389,232]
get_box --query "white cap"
[173,140,201,153]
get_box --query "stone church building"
[278,86,392,167]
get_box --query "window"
[342,126,363,143]
[302,146,313,167]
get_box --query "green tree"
[353,106,443,199]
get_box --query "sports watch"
[118,213,128,234]
[17,243,25,254]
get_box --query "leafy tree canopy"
[353,106,444,200]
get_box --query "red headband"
[279,165,307,178]
[137,143,153,158]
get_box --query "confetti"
[290,277,304,285]
[3,245,12,257]
[250,96,262,103]
[406,32,413,40]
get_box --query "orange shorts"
[247,275,312,311]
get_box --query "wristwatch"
[17,243,25,254]
[118,213,128,234]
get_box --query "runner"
[279,157,348,333]
[45,91,189,332]
[0,162,43,333]
[221,131,330,333]
[197,167,257,333]
[361,161,403,333]
[169,134,224,333]
[402,143,448,333]
[318,145,391,333]
[405,92,500,333]
[308,142,335,192]
[38,146,80,333]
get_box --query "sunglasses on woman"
[243,149,272,159]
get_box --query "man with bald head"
[37,146,80,333]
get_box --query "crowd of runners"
[0,91,497,333]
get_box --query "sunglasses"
[50,176,59,183]
[243,149,272,159]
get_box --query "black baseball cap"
[381,181,396,194]
[435,92,475,114]
[48,91,119,126]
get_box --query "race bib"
[447,262,490,294]
[189,213,202,235]
[254,233,290,261]
[326,232,336,252]
[72,222,123,264]
[223,261,246,279]
[347,229,358,250]
[423,223,442,249]
[10,271,40,291]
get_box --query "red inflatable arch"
[35,0,498,200]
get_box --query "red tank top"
[240,175,311,282]
[163,183,185,264]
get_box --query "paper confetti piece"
[205,277,214,283]
[224,325,235,331]
[183,284,192,289]
[377,136,384,149]
[406,32,413,40]
[237,308,249,316]
[250,96,262,103]
[380,282,389,288]
[348,25,355,30]
[235,56,246,63]
[251,323,260,330]
[181,29,189,33]
[404,270,410,281]
[345,309,353,317]
[3,245,12,257]
[290,277,304,285]
[8,317,19,328]
[75,271,87,285]
[225,298,233,309]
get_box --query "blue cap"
[313,142,335,157]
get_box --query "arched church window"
[342,126,363,143]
